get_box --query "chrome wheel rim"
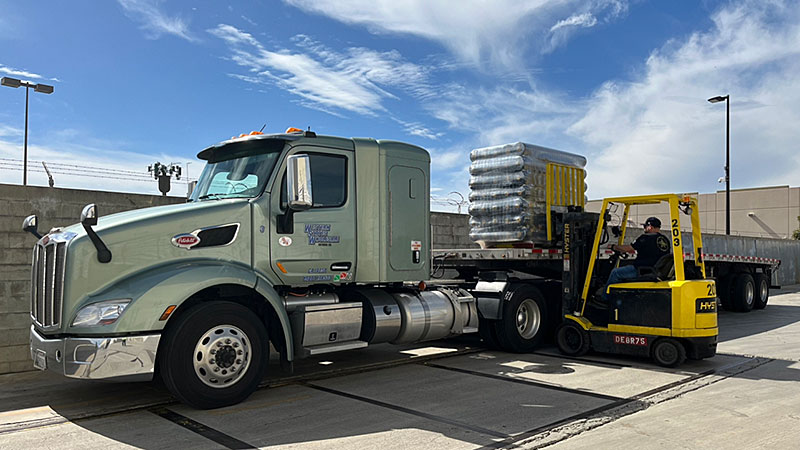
[759,280,768,301]
[516,299,541,340]
[193,324,251,388]
[745,281,755,307]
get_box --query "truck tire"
[730,273,755,312]
[160,301,269,409]
[494,285,548,353]
[753,273,769,310]
[556,321,590,356]
[652,338,686,368]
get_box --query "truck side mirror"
[278,155,313,234]
[80,203,112,263]
[22,215,43,239]
[287,154,313,211]
[81,204,98,226]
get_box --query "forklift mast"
[561,211,601,317]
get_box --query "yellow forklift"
[556,194,718,367]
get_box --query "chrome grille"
[31,240,67,328]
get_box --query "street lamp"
[1,76,55,186]
[708,94,730,235]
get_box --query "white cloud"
[208,24,433,117]
[0,65,44,80]
[0,125,22,138]
[117,0,197,42]
[568,0,800,198]
[550,13,598,32]
[284,0,629,69]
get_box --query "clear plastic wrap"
[468,142,586,247]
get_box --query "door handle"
[330,262,351,271]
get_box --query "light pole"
[1,77,55,186]
[708,94,730,235]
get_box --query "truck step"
[305,340,368,355]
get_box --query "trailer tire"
[730,273,755,312]
[160,301,268,409]
[652,338,686,368]
[556,322,590,356]
[753,273,769,310]
[494,285,548,353]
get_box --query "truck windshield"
[191,150,281,201]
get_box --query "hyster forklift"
[556,194,718,367]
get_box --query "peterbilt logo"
[172,233,201,249]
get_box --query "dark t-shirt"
[632,232,670,267]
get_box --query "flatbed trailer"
[432,246,781,313]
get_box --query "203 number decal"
[671,219,680,247]
[707,283,716,297]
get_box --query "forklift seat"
[628,254,674,282]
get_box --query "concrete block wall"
[431,212,476,249]
[0,184,184,374]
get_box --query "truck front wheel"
[160,301,269,409]
[494,285,548,353]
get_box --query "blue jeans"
[603,265,638,301]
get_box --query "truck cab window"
[282,153,347,208]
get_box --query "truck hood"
[46,198,256,332]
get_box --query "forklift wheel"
[651,338,686,368]
[556,322,590,356]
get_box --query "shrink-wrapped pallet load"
[468,142,587,248]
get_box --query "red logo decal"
[172,234,200,249]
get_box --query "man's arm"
[610,243,635,253]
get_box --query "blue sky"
[1,0,798,210]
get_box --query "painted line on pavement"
[149,406,257,450]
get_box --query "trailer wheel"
[753,273,769,310]
[160,301,268,409]
[730,273,755,312]
[494,285,548,353]
[556,322,590,356]
[652,338,686,368]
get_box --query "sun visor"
[197,134,300,163]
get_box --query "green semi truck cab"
[27,129,480,409]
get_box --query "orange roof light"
[231,131,265,140]
[285,127,304,134]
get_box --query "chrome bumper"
[29,326,161,382]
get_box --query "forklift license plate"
[613,335,648,346]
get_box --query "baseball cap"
[644,217,661,228]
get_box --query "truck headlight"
[72,299,131,327]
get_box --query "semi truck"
[23,129,775,409]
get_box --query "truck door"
[269,146,356,285]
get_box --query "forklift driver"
[603,217,670,300]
